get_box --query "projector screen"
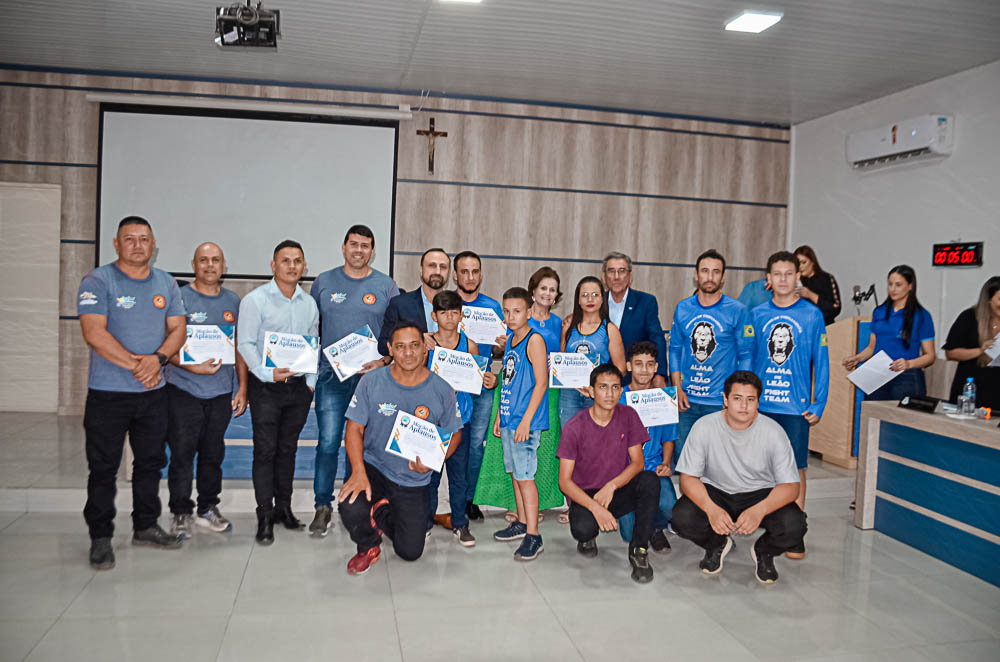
[98,106,397,279]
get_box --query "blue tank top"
[427,331,474,424]
[566,319,611,365]
[499,330,549,431]
[529,313,563,354]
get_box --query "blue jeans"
[618,476,677,541]
[427,428,469,529]
[867,368,926,402]
[313,371,358,508]
[558,388,593,427]
[465,388,495,505]
[676,401,723,464]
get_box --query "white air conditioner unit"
[846,114,953,169]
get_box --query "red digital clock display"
[932,242,983,267]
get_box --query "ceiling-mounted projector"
[215,2,281,48]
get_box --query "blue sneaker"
[514,533,543,561]
[493,520,527,542]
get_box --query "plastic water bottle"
[962,378,977,416]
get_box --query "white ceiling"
[2,0,1000,125]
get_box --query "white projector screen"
[98,107,397,278]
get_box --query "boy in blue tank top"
[492,287,549,561]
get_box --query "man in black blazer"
[603,252,669,387]
[378,248,451,355]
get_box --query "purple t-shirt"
[556,404,649,490]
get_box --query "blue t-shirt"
[165,285,242,399]
[77,263,185,392]
[346,367,462,487]
[870,303,935,361]
[529,313,563,354]
[499,330,549,431]
[668,295,754,406]
[566,320,611,365]
[427,331,475,425]
[621,385,678,471]
[738,279,771,311]
[311,267,398,374]
[751,298,830,418]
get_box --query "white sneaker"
[195,507,232,533]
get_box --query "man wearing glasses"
[602,252,668,387]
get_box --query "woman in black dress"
[944,276,1000,409]
[794,245,842,325]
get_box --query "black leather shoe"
[466,502,485,522]
[577,538,598,558]
[256,514,274,545]
[89,537,115,570]
[273,504,305,530]
[132,524,182,549]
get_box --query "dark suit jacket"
[378,289,428,355]
[614,288,669,377]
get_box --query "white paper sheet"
[384,410,452,472]
[985,332,1000,367]
[548,352,597,389]
[430,347,490,394]
[179,324,236,365]
[459,307,508,346]
[323,325,382,381]
[847,350,899,395]
[262,331,320,374]
[624,387,679,427]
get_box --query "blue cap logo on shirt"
[189,312,208,324]
[331,292,347,304]
[115,296,136,310]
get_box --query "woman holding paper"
[943,276,1000,409]
[843,265,935,400]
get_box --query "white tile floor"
[0,414,997,661]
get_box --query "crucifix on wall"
[416,117,447,174]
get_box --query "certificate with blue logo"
[262,331,320,374]
[460,306,508,346]
[180,324,236,365]
[384,409,453,472]
[624,387,679,427]
[548,352,597,388]
[430,347,491,394]
[323,325,382,381]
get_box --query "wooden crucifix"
[416,117,447,174]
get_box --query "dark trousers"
[83,388,168,539]
[247,374,313,516]
[339,462,429,562]
[867,367,926,401]
[427,431,469,530]
[671,483,807,555]
[166,384,232,515]
[569,470,660,549]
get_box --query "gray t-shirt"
[310,266,398,374]
[165,285,241,399]
[77,262,185,392]
[346,366,463,487]
[676,411,799,494]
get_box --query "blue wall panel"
[879,421,1000,488]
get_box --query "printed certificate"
[262,331,320,374]
[847,350,898,395]
[384,410,453,472]
[624,387,679,427]
[431,347,491,394]
[459,306,508,346]
[180,324,235,365]
[323,325,382,381]
[548,352,597,389]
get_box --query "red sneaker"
[347,546,381,575]
[370,498,389,536]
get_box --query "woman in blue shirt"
[844,265,936,400]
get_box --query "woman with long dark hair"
[943,276,1000,409]
[843,265,936,400]
[794,245,842,325]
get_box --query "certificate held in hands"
[384,410,453,472]
[323,325,382,381]
[460,306,508,346]
[549,352,597,388]
[625,387,679,427]
[431,347,491,394]
[180,324,235,365]
[262,331,320,374]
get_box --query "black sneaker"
[629,545,654,584]
[650,529,671,553]
[132,524,182,549]
[89,537,115,570]
[256,514,274,545]
[453,525,476,548]
[466,502,485,522]
[513,533,543,561]
[699,537,733,575]
[577,538,598,558]
[751,538,779,584]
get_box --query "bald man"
[164,242,248,538]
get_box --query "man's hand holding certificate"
[384,410,452,472]
[624,386,679,427]
[323,325,382,381]
[430,347,491,394]
[460,306,508,346]
[262,331,319,374]
[180,324,236,365]
[549,352,597,388]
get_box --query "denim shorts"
[500,427,541,481]
[767,412,810,470]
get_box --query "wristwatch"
[155,352,168,366]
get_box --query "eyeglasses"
[604,268,630,276]
[580,292,602,299]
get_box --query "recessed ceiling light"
[725,11,783,33]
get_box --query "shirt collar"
[266,278,305,301]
